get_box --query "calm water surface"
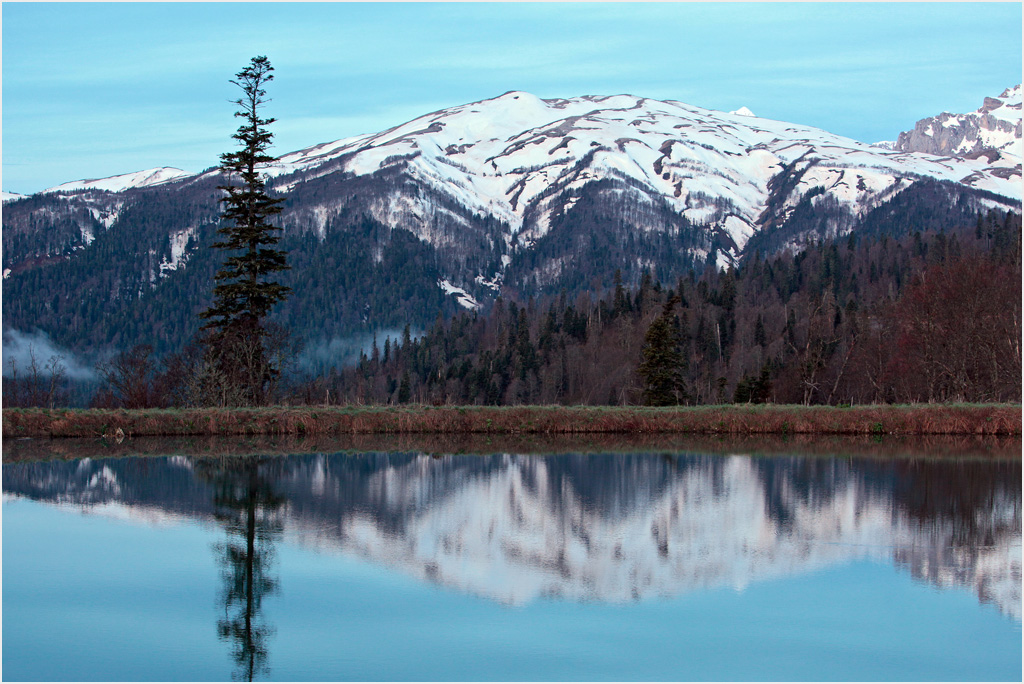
[3,445,1021,681]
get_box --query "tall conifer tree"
[199,56,291,405]
[638,295,687,406]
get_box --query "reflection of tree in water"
[194,457,285,682]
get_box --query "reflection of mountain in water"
[4,452,1020,618]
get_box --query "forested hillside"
[312,209,1021,407]
[5,207,1019,408]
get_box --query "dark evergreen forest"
[286,208,1023,407]
[3,195,1020,408]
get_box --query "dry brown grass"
[3,404,1020,442]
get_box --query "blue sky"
[3,2,1021,194]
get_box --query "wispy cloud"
[2,329,98,382]
[298,329,418,374]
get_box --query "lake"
[2,436,1021,681]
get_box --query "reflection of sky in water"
[3,452,1021,681]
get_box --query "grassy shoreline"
[3,404,1020,440]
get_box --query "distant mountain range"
[2,87,1020,357]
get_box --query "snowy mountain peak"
[981,84,1022,121]
[6,90,1021,307]
[44,167,189,194]
[894,85,1022,167]
[260,89,1019,257]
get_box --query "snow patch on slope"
[158,225,199,275]
[87,203,124,231]
[439,279,480,310]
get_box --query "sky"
[2,2,1022,195]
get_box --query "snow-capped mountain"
[42,166,189,194]
[3,88,1021,355]
[893,85,1022,172]
[257,90,1019,255]
[9,89,1021,262]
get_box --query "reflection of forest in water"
[5,451,1021,625]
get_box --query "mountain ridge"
[12,88,1020,210]
[261,89,1020,249]
[2,87,1020,357]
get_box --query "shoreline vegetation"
[3,404,1020,443]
